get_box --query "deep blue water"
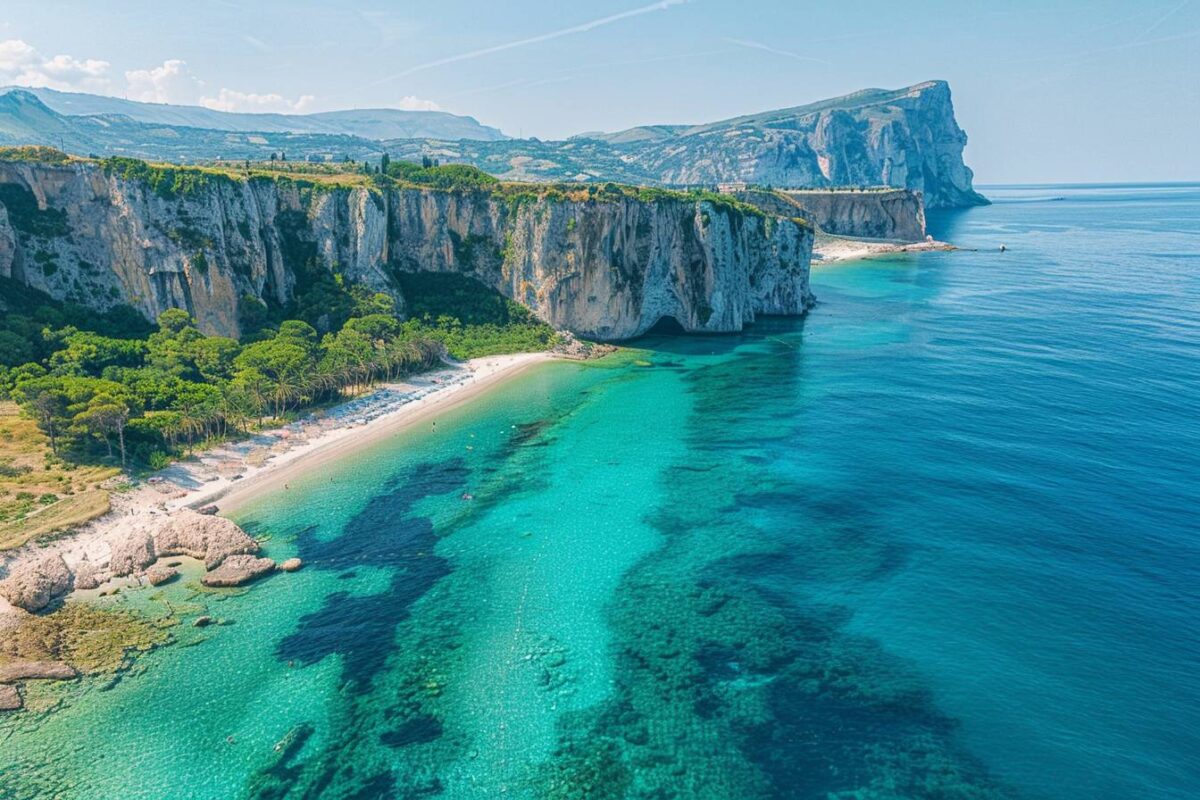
[2,183,1197,799]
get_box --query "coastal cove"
[2,184,1199,798]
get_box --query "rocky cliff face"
[387,81,987,210]
[774,189,926,242]
[0,160,813,340]
[621,81,984,210]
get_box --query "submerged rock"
[193,616,214,628]
[145,565,178,586]
[0,660,77,683]
[279,558,303,573]
[201,555,276,588]
[0,684,20,711]
[0,554,72,612]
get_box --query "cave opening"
[645,315,688,335]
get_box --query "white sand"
[813,234,956,264]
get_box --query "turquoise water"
[2,184,1198,798]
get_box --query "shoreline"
[0,352,554,619]
[215,351,551,513]
[813,234,957,264]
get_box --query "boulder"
[109,529,156,577]
[279,558,303,573]
[0,554,72,612]
[145,565,178,586]
[155,510,259,570]
[201,555,276,588]
[193,616,214,628]
[73,560,107,591]
[0,685,20,711]
[0,660,77,683]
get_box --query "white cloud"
[199,88,316,114]
[124,59,203,104]
[396,95,441,111]
[0,38,112,91]
[723,38,831,65]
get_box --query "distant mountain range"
[2,86,508,142]
[0,81,986,207]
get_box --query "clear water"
[2,184,1198,799]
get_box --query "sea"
[2,183,1197,799]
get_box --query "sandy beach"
[0,352,552,618]
[813,233,957,263]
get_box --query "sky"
[1,0,1197,183]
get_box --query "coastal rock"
[72,560,107,591]
[193,616,214,628]
[109,529,157,577]
[154,510,259,570]
[0,159,812,340]
[0,553,72,612]
[735,188,927,242]
[201,555,276,588]
[0,684,20,711]
[0,660,78,683]
[279,558,303,573]
[145,565,178,586]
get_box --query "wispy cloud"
[241,35,270,53]
[724,38,830,65]
[374,0,691,84]
[1132,0,1191,43]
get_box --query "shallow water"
[2,184,1198,799]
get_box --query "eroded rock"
[0,660,77,683]
[0,685,20,711]
[154,510,259,570]
[201,555,276,588]
[0,554,72,612]
[109,529,157,577]
[145,565,178,586]
[73,560,108,591]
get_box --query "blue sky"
[1,0,1197,183]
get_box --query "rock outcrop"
[0,158,813,340]
[201,555,276,587]
[145,565,178,586]
[778,189,926,242]
[0,553,72,612]
[0,684,20,711]
[619,81,986,210]
[0,660,77,683]
[279,558,303,573]
[153,510,260,570]
[109,529,156,578]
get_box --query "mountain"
[2,86,508,142]
[0,81,986,207]
[391,80,984,208]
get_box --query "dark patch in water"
[380,715,444,748]
[275,459,466,688]
[244,723,315,800]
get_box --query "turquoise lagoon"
[2,184,1199,799]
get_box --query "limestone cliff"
[388,81,987,210]
[0,159,813,340]
[776,189,926,242]
[617,81,985,210]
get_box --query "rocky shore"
[0,351,554,713]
